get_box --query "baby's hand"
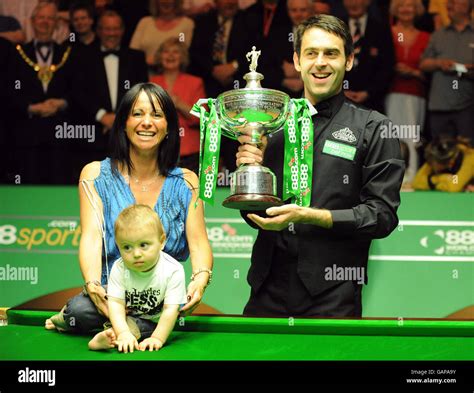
[114,331,139,353]
[139,336,164,352]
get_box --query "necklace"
[16,44,72,84]
[127,172,160,192]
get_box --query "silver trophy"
[218,46,290,210]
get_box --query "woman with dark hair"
[45,82,213,334]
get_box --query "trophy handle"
[189,98,210,119]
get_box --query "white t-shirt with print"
[107,251,187,323]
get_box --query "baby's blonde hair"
[114,204,165,239]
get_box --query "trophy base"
[222,193,283,211]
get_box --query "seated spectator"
[412,138,474,192]
[385,0,430,184]
[0,15,25,43]
[420,0,474,143]
[130,0,194,66]
[69,1,97,47]
[150,38,205,174]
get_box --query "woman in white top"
[130,0,194,66]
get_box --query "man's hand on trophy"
[235,132,268,166]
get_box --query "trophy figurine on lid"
[192,46,315,211]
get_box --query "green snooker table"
[1,309,473,361]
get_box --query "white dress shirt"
[96,46,120,121]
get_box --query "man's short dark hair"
[294,14,353,58]
[69,1,95,20]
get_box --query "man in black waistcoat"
[236,15,404,317]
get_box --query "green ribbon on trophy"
[192,99,222,205]
[283,99,314,207]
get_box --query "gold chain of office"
[15,44,72,84]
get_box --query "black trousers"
[243,247,363,318]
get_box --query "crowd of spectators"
[1,0,472,191]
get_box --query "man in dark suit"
[236,15,404,317]
[5,2,74,184]
[342,0,394,113]
[72,10,148,167]
[189,0,249,98]
[189,0,250,172]
[242,0,293,90]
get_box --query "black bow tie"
[102,49,119,57]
